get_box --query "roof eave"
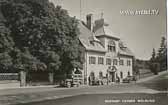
[118,53,134,57]
[96,34,120,40]
[86,49,107,53]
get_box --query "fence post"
[20,70,26,87]
[49,72,54,84]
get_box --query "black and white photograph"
[0,0,167,105]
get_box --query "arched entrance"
[107,66,117,83]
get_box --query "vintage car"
[60,74,83,88]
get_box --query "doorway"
[109,72,115,82]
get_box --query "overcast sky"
[49,0,166,60]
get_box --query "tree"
[149,36,167,73]
[150,48,156,62]
[1,0,84,78]
[156,36,167,71]
[0,9,14,72]
[157,37,166,57]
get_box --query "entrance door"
[109,72,115,82]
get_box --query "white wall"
[116,57,133,80]
[86,51,108,79]
[85,52,133,79]
[83,36,133,84]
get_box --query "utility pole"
[166,0,168,71]
[80,0,82,19]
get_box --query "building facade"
[78,14,134,85]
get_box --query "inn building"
[78,14,134,85]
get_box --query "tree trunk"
[20,71,26,87]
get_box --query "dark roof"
[78,20,134,56]
[118,41,134,57]
[78,21,106,52]
[93,19,120,40]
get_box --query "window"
[108,46,116,52]
[89,56,96,64]
[120,72,123,79]
[113,59,118,65]
[108,40,116,52]
[127,60,131,66]
[98,57,104,65]
[106,58,111,65]
[119,59,124,65]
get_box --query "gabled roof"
[94,26,120,40]
[77,19,134,56]
[78,21,106,53]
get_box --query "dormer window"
[119,41,127,50]
[108,40,116,52]
[89,34,100,46]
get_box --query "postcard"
[0,0,167,105]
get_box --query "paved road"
[138,72,168,91]
[17,72,168,105]
[0,71,167,105]
[0,84,159,105]
[20,93,168,105]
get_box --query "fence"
[0,73,19,81]
[138,69,154,79]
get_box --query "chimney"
[86,14,93,31]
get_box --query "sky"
[49,0,167,60]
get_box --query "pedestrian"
[88,76,91,85]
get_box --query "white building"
[78,14,134,85]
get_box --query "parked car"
[122,76,137,83]
[60,74,83,88]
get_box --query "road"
[19,72,168,105]
[138,72,168,91]
[0,71,168,105]
[19,93,168,105]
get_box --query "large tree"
[1,0,84,76]
[156,36,167,71]
[149,36,167,72]
[0,8,14,72]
